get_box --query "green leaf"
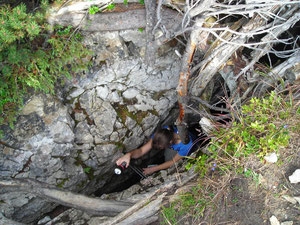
[89,6,100,14]
[107,3,115,10]
[83,167,91,173]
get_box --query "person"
[116,126,194,175]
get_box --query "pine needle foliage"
[0,0,92,131]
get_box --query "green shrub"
[185,91,295,176]
[208,91,292,161]
[0,1,92,132]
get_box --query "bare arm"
[143,153,182,175]
[130,139,153,159]
[116,139,153,167]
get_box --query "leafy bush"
[187,91,296,175]
[209,91,292,161]
[0,0,92,131]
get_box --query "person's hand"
[143,167,156,175]
[116,153,131,168]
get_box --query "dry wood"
[48,5,182,33]
[105,171,199,225]
[0,178,133,216]
[255,53,300,97]
[236,6,300,79]
[176,19,205,144]
[145,0,157,66]
[190,14,268,97]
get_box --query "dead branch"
[236,7,300,79]
[145,0,157,66]
[153,0,167,37]
[255,53,300,97]
[0,178,133,216]
[190,13,269,97]
[190,96,231,113]
[185,107,231,122]
[161,1,299,57]
[104,170,199,225]
[176,19,205,144]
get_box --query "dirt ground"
[157,135,300,225]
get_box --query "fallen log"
[0,178,133,217]
[48,5,182,33]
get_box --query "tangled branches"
[151,0,300,126]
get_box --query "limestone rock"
[289,169,300,184]
[75,121,94,144]
[264,152,278,163]
[200,117,215,135]
[38,216,51,224]
[270,215,280,225]
[21,96,44,116]
[68,87,85,99]
[123,88,140,99]
[96,86,109,100]
[0,213,24,225]
[0,9,182,223]
[281,221,293,225]
[294,196,300,205]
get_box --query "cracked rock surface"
[0,28,181,223]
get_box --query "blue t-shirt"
[152,126,193,157]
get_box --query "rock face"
[0,26,181,223]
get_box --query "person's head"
[152,128,174,150]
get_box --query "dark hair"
[152,128,174,150]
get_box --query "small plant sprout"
[83,167,91,174]
[106,3,115,10]
[89,6,100,14]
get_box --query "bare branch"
[256,53,300,97]
[190,14,264,97]
[236,7,300,78]
[153,0,164,35]
[190,96,231,113]
[185,105,231,122]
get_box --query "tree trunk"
[0,178,133,216]
[176,19,204,144]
